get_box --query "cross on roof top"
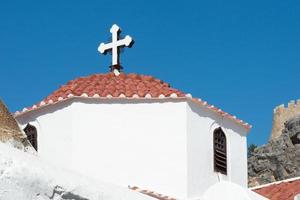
[98,24,134,74]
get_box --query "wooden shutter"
[213,127,227,175]
[23,124,38,151]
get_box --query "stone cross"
[98,24,134,70]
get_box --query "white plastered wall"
[17,101,74,168]
[16,98,188,199]
[16,98,249,200]
[186,100,248,199]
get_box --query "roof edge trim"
[250,176,300,190]
[15,95,251,130]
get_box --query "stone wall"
[270,100,300,140]
[0,99,33,151]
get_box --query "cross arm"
[98,42,113,54]
[116,35,134,47]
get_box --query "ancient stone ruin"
[270,100,300,140]
[248,114,300,187]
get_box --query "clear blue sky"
[1,1,300,146]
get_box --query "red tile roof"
[14,72,251,130]
[44,72,185,100]
[131,178,300,200]
[252,177,300,200]
[129,186,176,200]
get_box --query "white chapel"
[14,24,267,200]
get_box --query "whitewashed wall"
[16,98,248,200]
[186,100,248,199]
[16,98,188,199]
[17,101,74,168]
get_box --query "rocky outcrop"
[0,98,33,151]
[248,116,300,187]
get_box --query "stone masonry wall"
[0,98,34,151]
[270,100,300,141]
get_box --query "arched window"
[213,127,227,175]
[23,124,38,151]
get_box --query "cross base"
[109,64,123,72]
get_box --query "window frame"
[23,123,38,151]
[213,127,227,175]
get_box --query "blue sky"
[1,1,300,146]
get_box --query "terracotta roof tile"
[40,73,177,99]
[253,177,300,200]
[14,72,251,130]
[129,186,176,200]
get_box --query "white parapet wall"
[0,142,156,200]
